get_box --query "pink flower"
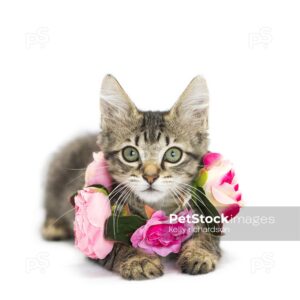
[74,187,114,259]
[198,152,243,220]
[85,152,112,190]
[130,210,194,256]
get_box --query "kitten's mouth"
[142,186,159,192]
[137,186,166,203]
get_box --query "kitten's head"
[98,75,209,208]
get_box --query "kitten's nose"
[142,163,159,185]
[143,174,158,184]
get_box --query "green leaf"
[195,169,208,187]
[105,215,147,244]
[192,187,223,236]
[86,184,109,195]
[70,184,109,207]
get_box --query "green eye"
[164,147,182,163]
[122,146,139,162]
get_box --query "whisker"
[50,208,75,226]
[66,171,85,185]
[172,183,205,216]
[113,186,131,235]
[173,186,194,211]
[109,183,128,203]
[176,182,217,218]
[168,188,184,214]
[173,181,206,205]
[115,187,132,233]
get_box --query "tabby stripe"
[165,136,170,146]
[172,158,192,170]
[186,172,195,178]
[135,135,140,146]
[185,151,199,160]
[105,150,120,159]
[114,157,132,172]
[156,132,161,141]
[144,131,148,142]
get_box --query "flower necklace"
[70,151,242,259]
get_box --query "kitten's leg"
[98,243,163,280]
[41,164,78,241]
[177,233,221,275]
[42,134,99,241]
[42,216,73,241]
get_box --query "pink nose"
[142,174,158,184]
[142,163,159,184]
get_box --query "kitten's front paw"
[120,255,163,280]
[42,218,72,241]
[177,247,218,275]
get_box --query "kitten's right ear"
[100,74,138,130]
[167,75,209,130]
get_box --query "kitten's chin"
[136,190,167,204]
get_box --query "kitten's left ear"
[168,75,209,129]
[100,74,139,131]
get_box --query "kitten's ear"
[169,75,209,129]
[100,74,138,130]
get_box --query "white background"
[0,0,299,299]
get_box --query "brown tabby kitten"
[42,75,221,279]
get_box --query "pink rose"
[130,210,194,257]
[199,152,242,220]
[85,152,112,190]
[74,187,114,259]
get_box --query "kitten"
[42,75,221,279]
